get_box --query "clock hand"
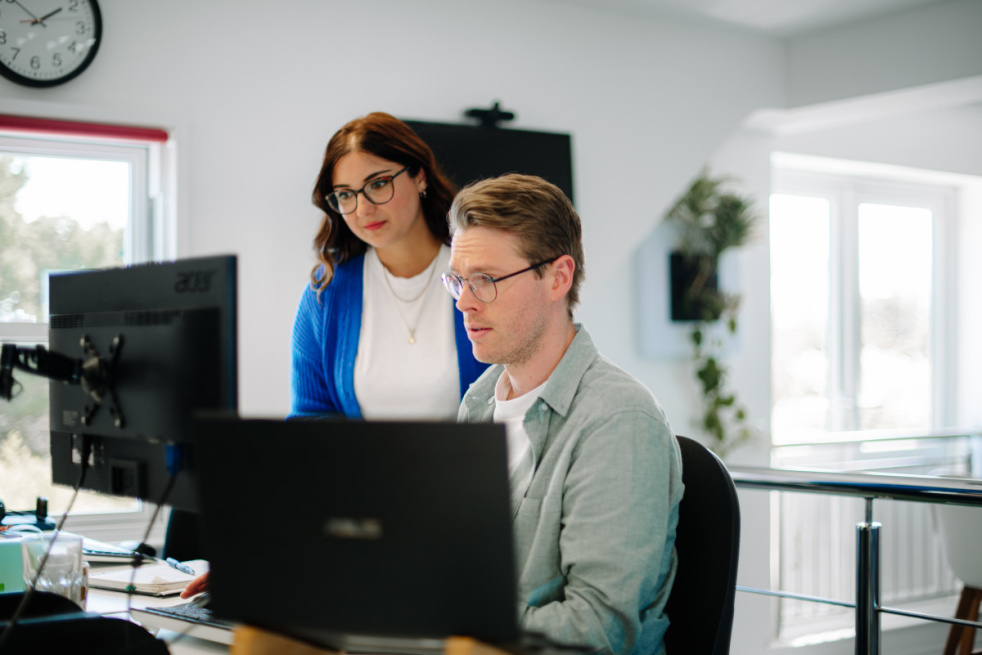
[10,0,40,21]
[20,14,74,24]
[36,7,63,24]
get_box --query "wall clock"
[0,0,102,88]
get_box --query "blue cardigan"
[290,254,488,418]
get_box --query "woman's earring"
[420,189,427,199]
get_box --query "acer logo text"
[175,270,216,293]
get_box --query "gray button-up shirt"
[458,326,683,655]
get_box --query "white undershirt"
[492,373,546,476]
[354,245,459,420]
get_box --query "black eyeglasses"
[326,166,409,215]
[441,255,561,303]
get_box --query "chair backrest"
[664,436,741,655]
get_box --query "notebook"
[88,559,208,596]
[191,416,518,653]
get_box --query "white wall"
[787,0,982,107]
[2,0,981,653]
[0,0,784,415]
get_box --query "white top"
[493,374,546,476]
[354,245,459,420]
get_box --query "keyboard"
[130,595,237,645]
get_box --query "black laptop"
[191,416,518,653]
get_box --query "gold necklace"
[380,256,438,344]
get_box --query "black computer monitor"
[46,255,237,512]
[402,120,575,203]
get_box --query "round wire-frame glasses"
[441,255,561,303]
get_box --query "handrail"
[728,465,982,655]
[770,428,981,448]
[729,465,982,506]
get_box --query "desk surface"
[88,587,227,654]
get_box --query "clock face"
[0,0,102,88]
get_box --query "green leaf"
[697,357,722,392]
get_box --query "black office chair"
[663,435,741,655]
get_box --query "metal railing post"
[855,498,880,655]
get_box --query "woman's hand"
[180,571,210,598]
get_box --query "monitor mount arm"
[0,335,126,428]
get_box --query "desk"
[87,590,508,655]
[87,587,226,654]
[87,589,528,655]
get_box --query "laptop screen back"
[192,417,518,648]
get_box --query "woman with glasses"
[180,113,489,598]
[291,112,489,420]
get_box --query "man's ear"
[549,255,575,301]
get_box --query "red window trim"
[0,114,168,143]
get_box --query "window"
[770,155,955,444]
[769,154,963,642]
[0,117,171,541]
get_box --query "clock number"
[69,0,79,10]
[53,53,62,67]
[68,41,78,54]
[30,55,40,70]
[75,21,86,35]
[10,46,19,60]
[0,31,5,45]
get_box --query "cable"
[0,436,92,653]
[123,467,178,624]
[147,444,203,648]
[125,466,204,646]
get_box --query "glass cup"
[21,532,86,609]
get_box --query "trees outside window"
[1,127,167,540]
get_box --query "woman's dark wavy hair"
[310,112,457,294]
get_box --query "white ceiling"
[562,0,947,37]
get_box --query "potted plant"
[665,168,760,456]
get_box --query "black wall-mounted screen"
[403,120,574,204]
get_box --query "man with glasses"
[443,174,683,655]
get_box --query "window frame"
[771,164,957,441]
[1,124,174,545]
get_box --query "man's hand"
[180,571,210,598]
